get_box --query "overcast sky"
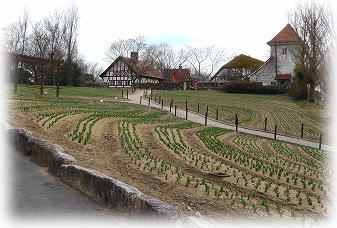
[1,0,334,69]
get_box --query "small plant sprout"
[262,200,270,215]
[185,176,191,187]
[253,204,257,213]
[276,203,283,217]
[290,208,297,218]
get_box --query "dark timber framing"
[99,56,163,88]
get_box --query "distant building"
[211,54,263,82]
[100,52,163,87]
[163,65,190,83]
[249,24,301,86]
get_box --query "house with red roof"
[100,52,163,87]
[163,65,190,83]
[249,24,301,86]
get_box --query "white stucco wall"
[250,43,298,85]
[271,44,297,77]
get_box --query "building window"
[282,48,287,54]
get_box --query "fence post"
[175,105,177,116]
[206,105,208,114]
[186,107,188,120]
[205,111,208,125]
[151,93,153,100]
[301,123,304,138]
[319,134,322,150]
[170,100,172,112]
[126,89,128,99]
[148,97,150,107]
[197,103,200,113]
[274,125,277,140]
[216,109,219,120]
[235,114,238,131]
[264,118,267,131]
[140,96,142,105]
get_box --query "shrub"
[288,65,307,100]
[224,80,286,94]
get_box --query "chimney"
[131,52,138,61]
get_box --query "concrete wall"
[8,127,178,219]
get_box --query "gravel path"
[124,90,331,151]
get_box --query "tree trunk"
[307,83,315,102]
[56,64,60,97]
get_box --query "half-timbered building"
[100,52,163,87]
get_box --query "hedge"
[224,81,287,94]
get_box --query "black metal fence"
[143,91,324,149]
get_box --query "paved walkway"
[9,149,116,220]
[125,90,332,151]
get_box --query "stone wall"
[8,127,178,219]
[249,58,277,86]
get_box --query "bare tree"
[289,1,334,102]
[4,8,29,55]
[25,21,50,84]
[27,22,50,58]
[105,36,147,62]
[4,24,21,53]
[63,5,79,85]
[186,45,226,81]
[43,9,64,85]
[143,43,189,77]
[3,8,29,91]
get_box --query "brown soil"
[9,99,328,220]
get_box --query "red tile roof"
[276,74,291,80]
[122,57,163,79]
[163,68,190,83]
[100,56,163,79]
[267,24,301,46]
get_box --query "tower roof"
[267,24,301,46]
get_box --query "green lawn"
[7,84,123,99]
[152,90,327,140]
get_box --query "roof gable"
[163,68,190,83]
[223,54,264,69]
[100,56,163,79]
[121,57,163,79]
[267,24,301,46]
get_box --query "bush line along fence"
[124,88,324,150]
